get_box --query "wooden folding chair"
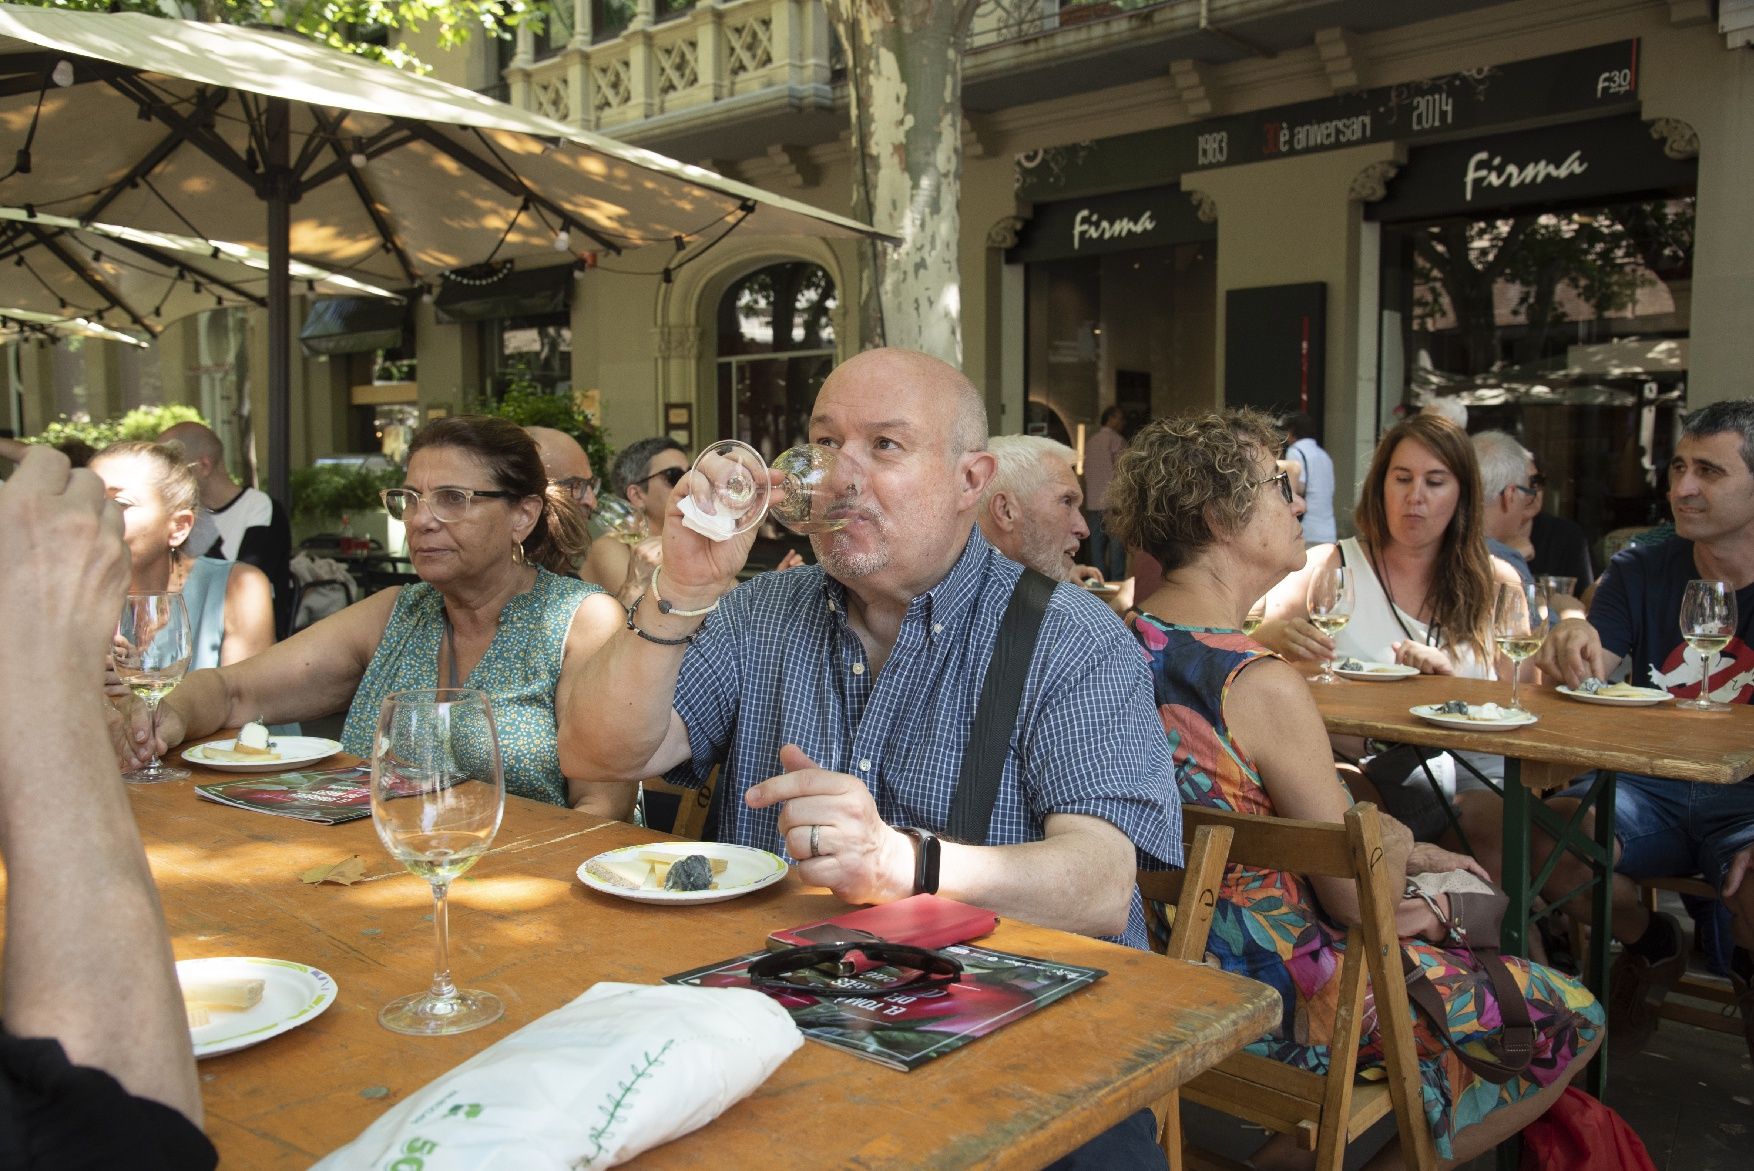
[1138,820,1234,1170]
[1167,803,1437,1171]
[664,765,719,841]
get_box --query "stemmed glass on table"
[115,592,192,783]
[371,688,506,1036]
[684,440,849,538]
[1492,581,1548,714]
[1305,567,1355,684]
[1679,579,1737,712]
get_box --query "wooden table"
[52,756,1280,1168]
[1311,674,1754,1097]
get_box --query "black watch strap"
[899,827,940,895]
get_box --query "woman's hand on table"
[1253,616,1331,664]
[745,743,913,906]
[1390,641,1455,675]
[119,696,183,771]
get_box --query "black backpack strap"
[946,569,1056,843]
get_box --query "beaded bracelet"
[651,564,719,618]
[624,597,694,646]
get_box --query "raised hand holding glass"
[681,440,848,541]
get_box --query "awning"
[433,263,572,325]
[300,295,411,356]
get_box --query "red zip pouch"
[766,894,999,971]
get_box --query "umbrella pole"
[266,98,292,509]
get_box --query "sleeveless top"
[181,556,237,671]
[341,568,601,807]
[1335,537,1491,679]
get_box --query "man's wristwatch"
[898,827,940,895]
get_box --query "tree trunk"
[826,1,979,365]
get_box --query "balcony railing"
[965,0,1174,51]
[506,0,834,134]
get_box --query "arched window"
[715,261,835,459]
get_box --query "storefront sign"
[1008,185,1213,263]
[1369,114,1696,221]
[1017,40,1640,201]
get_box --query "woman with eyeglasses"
[91,441,275,669]
[579,436,688,604]
[123,417,635,819]
[1106,410,1601,1169]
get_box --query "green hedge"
[31,403,208,450]
[288,463,406,523]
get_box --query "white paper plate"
[1411,704,1538,731]
[1555,684,1671,707]
[1081,581,1121,596]
[1335,662,1421,681]
[178,956,338,1059]
[183,736,344,772]
[577,842,789,905]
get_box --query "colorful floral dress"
[1135,616,1603,1158]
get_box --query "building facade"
[10,0,1752,543]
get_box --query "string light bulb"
[50,60,74,88]
[551,228,570,252]
[350,138,369,170]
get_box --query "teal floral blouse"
[341,568,601,806]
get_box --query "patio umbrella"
[0,304,149,347]
[0,206,397,337]
[0,6,887,501]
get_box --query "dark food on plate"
[664,853,716,892]
[1436,699,1472,715]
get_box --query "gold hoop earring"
[512,537,528,566]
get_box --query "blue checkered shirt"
[666,529,1182,949]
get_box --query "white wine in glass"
[372,688,506,1036]
[1679,579,1738,711]
[590,495,648,547]
[115,592,192,784]
[1305,567,1355,684]
[1493,581,1547,713]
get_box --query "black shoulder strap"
[947,568,1056,843]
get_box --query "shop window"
[486,312,572,397]
[714,261,836,459]
[1381,196,1694,543]
[1024,241,1216,440]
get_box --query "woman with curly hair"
[1106,409,1601,1170]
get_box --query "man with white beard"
[977,435,1090,583]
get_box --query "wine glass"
[1242,597,1267,639]
[371,688,506,1036]
[115,592,192,783]
[1679,579,1737,711]
[589,495,648,547]
[1493,582,1547,713]
[1304,567,1355,683]
[682,440,849,540]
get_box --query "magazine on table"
[664,942,1105,1071]
[194,766,372,824]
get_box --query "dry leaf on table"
[301,856,366,886]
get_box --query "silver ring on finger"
[808,823,822,858]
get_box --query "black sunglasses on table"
[747,943,963,997]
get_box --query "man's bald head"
[821,348,987,458]
[157,421,224,465]
[525,426,592,481]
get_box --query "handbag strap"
[947,568,1055,843]
[1400,894,1535,1084]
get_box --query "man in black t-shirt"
[0,448,217,1169]
[1541,400,1754,1059]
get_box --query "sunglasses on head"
[629,466,685,491]
[746,943,963,997]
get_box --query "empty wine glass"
[115,592,192,783]
[682,440,848,540]
[1679,579,1737,711]
[1493,582,1547,714]
[589,495,648,547]
[1305,567,1355,684]
[371,688,506,1036]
